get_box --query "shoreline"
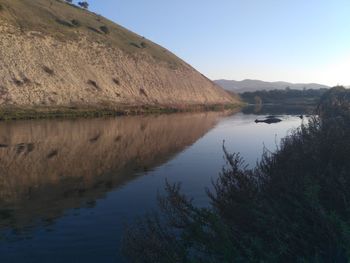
[0,103,243,121]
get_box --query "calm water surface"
[0,109,309,262]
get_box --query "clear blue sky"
[86,0,350,86]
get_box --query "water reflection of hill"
[0,112,228,230]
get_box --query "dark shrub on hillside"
[87,26,102,34]
[122,87,350,262]
[71,19,81,27]
[100,25,109,34]
[140,42,147,48]
[47,149,58,159]
[55,18,74,27]
[139,88,147,97]
[129,42,141,49]
[112,78,120,85]
[12,78,23,87]
[0,4,4,11]
[43,66,54,75]
[87,80,100,90]
[22,77,31,84]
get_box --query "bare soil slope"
[0,0,237,113]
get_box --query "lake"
[0,107,311,262]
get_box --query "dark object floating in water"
[265,115,281,119]
[255,117,282,124]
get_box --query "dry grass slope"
[0,0,181,65]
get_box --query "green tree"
[78,1,89,9]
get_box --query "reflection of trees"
[253,96,262,113]
[243,104,315,115]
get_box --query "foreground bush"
[122,87,350,262]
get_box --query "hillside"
[0,0,237,116]
[215,79,329,93]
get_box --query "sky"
[86,0,350,86]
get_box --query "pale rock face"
[0,2,236,110]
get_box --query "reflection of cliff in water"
[0,112,228,229]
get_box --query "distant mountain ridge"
[215,79,330,93]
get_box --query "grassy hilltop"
[0,0,180,66]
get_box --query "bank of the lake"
[0,103,243,121]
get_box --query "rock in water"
[255,118,282,124]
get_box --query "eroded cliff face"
[0,111,231,228]
[0,0,237,111]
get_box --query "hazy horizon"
[214,78,332,86]
[87,0,350,86]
